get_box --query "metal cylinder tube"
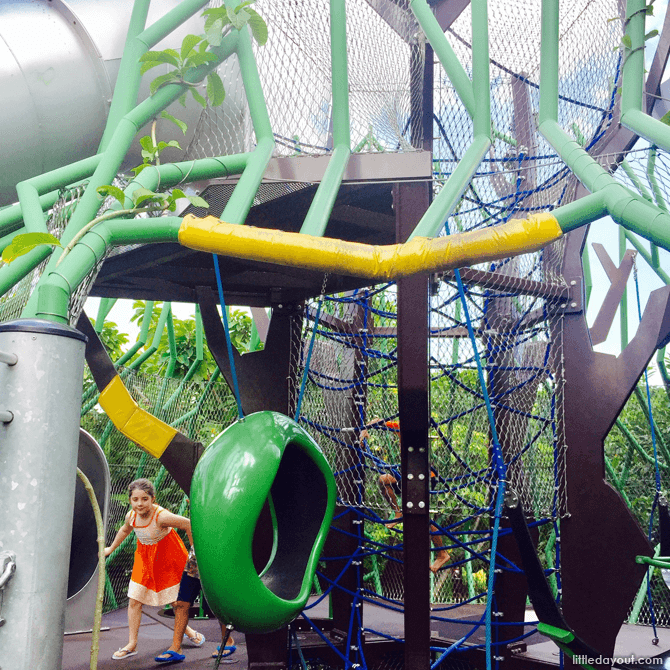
[0,0,207,206]
[0,319,86,670]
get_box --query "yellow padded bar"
[98,375,178,459]
[178,213,563,280]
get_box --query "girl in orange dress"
[104,478,200,660]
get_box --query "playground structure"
[5,0,670,669]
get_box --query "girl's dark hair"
[127,478,155,499]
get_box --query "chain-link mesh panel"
[81,366,238,612]
[186,0,424,161]
[436,1,621,242]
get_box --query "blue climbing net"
[291,267,568,669]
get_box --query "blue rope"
[634,263,661,640]
[212,255,244,419]
[452,266,507,670]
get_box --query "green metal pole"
[619,226,629,348]
[100,0,213,150]
[582,244,593,306]
[409,0,490,240]
[411,136,490,239]
[471,0,490,140]
[619,0,670,151]
[410,0,475,117]
[628,544,660,624]
[219,12,274,225]
[15,155,103,235]
[95,298,117,330]
[34,218,182,323]
[98,0,152,150]
[623,230,670,284]
[0,191,59,238]
[300,0,351,238]
[24,32,240,318]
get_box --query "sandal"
[112,647,138,660]
[212,644,237,658]
[155,650,185,664]
[183,631,205,647]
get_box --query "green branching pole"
[24,31,241,320]
[409,0,491,239]
[620,0,670,152]
[300,0,351,238]
[614,418,670,473]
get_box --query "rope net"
[291,274,566,632]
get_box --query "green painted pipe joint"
[35,283,71,325]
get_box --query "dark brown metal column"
[551,228,669,665]
[395,181,432,670]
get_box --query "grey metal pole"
[0,319,86,670]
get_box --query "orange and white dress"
[127,505,188,606]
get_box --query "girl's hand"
[104,546,113,557]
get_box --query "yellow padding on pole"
[178,213,563,280]
[99,375,178,459]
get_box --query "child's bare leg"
[167,600,191,653]
[126,598,142,650]
[379,474,402,528]
[430,525,450,574]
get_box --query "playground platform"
[61,601,670,669]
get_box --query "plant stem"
[55,206,162,267]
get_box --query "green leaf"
[139,135,155,152]
[184,51,218,69]
[178,93,188,107]
[659,110,670,126]
[150,72,180,96]
[645,29,659,41]
[622,34,632,49]
[139,50,180,67]
[246,8,268,46]
[140,60,167,75]
[132,187,162,207]
[207,73,226,106]
[181,34,203,60]
[190,88,207,108]
[131,163,150,177]
[203,7,230,24]
[171,189,187,200]
[2,233,62,264]
[97,184,127,206]
[160,111,188,135]
[187,195,209,209]
[227,5,245,30]
[205,17,225,46]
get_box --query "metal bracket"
[0,550,16,627]
[271,301,303,316]
[552,277,583,314]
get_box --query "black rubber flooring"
[62,602,670,669]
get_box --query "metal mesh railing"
[81,367,238,612]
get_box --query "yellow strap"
[98,375,178,459]
[178,213,563,280]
